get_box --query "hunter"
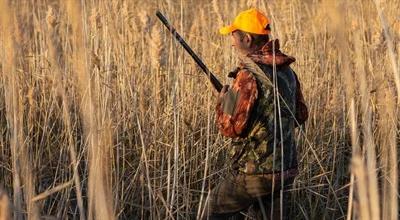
[205,8,308,219]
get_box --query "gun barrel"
[156,11,223,92]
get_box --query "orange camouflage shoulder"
[216,69,258,138]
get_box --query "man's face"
[231,31,252,55]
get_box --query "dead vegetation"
[0,0,399,219]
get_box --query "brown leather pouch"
[221,89,239,116]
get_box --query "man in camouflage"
[203,8,308,219]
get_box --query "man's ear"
[244,33,252,47]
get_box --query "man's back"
[226,40,299,175]
[205,8,307,219]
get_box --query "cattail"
[199,8,207,35]
[138,10,151,33]
[46,6,57,28]
[198,8,207,56]
[149,24,165,69]
[89,8,102,30]
[212,0,224,27]
[189,16,200,41]
[246,0,258,8]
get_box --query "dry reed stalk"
[136,115,156,219]
[347,100,359,220]
[65,1,114,219]
[351,154,371,220]
[45,6,86,220]
[10,2,40,219]
[373,0,400,103]
[354,28,381,220]
[0,1,23,219]
[31,179,73,203]
[370,5,400,218]
[0,0,398,219]
[377,89,398,220]
[169,59,180,216]
[349,98,371,220]
[196,93,212,220]
[339,4,382,218]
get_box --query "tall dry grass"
[0,0,398,219]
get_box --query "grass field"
[0,0,399,219]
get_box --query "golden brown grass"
[0,0,398,219]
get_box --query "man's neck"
[243,44,264,56]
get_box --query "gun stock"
[156,11,223,92]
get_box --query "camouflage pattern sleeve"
[216,70,258,138]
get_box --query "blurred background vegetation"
[0,0,399,219]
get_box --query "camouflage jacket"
[216,39,308,174]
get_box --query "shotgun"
[156,11,223,92]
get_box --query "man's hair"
[235,24,271,47]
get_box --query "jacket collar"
[228,39,296,78]
[247,39,296,66]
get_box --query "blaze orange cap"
[219,8,270,35]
